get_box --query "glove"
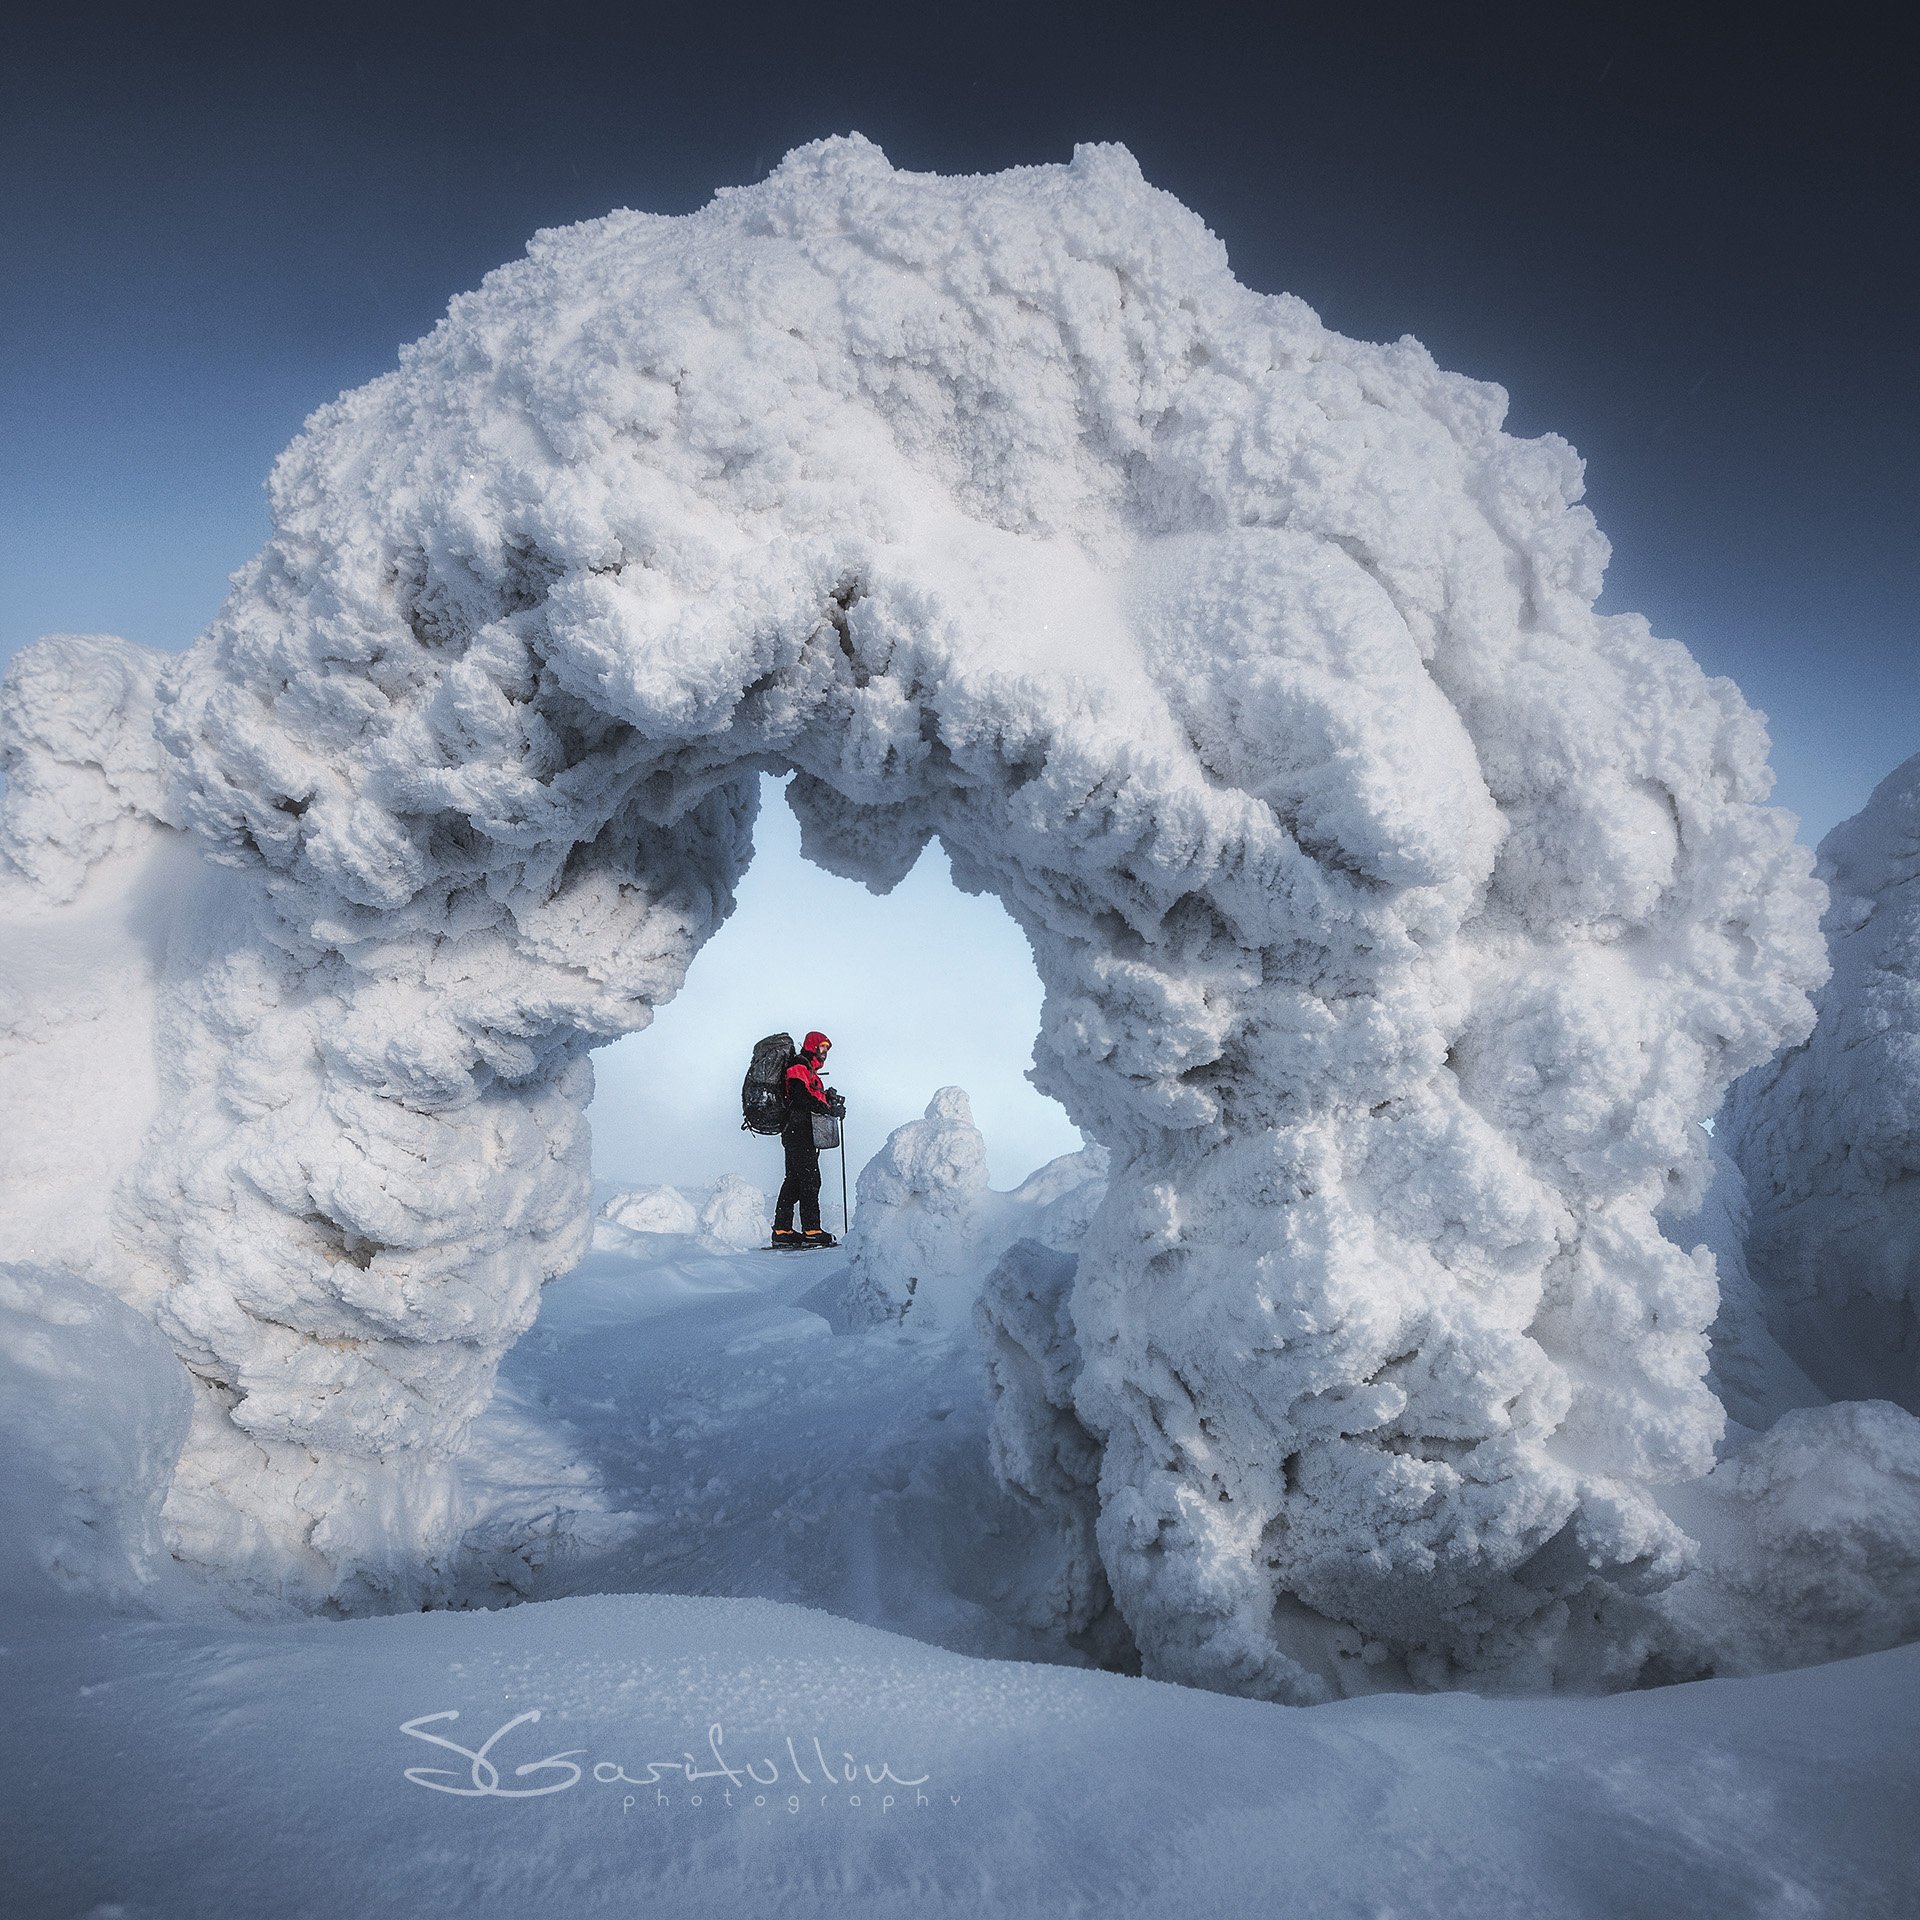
[827,1091,847,1117]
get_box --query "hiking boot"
[770,1227,802,1249]
[801,1228,839,1249]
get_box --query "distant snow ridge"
[0,136,1832,1683]
[1724,753,1920,1412]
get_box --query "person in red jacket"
[773,1031,845,1248]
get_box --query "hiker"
[773,1030,845,1249]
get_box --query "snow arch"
[2,138,1826,1684]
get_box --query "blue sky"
[4,5,1912,1190]
[588,782,1079,1197]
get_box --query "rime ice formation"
[842,1087,1106,1329]
[1655,1399,1920,1675]
[1657,1130,1825,1436]
[847,1088,994,1329]
[975,1238,1132,1665]
[0,634,179,903]
[0,136,1834,1682]
[1725,753,1920,1413]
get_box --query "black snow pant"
[774,1123,822,1233]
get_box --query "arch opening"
[587,772,1080,1200]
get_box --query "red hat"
[803,1031,832,1055]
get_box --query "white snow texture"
[0,137,1848,1693]
[1725,752,1920,1412]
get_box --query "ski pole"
[841,1122,850,1236]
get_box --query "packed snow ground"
[8,1230,1918,1919]
[11,1602,1917,1920]
[480,1237,1076,1660]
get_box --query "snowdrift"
[0,1260,191,1610]
[11,1588,1918,1920]
[3,135,1885,1697]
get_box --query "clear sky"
[4,4,1913,1190]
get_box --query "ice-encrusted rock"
[1725,753,1920,1413]
[842,1088,1107,1329]
[0,138,1831,1682]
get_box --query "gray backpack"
[740,1032,797,1135]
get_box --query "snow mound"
[0,1261,192,1609]
[1725,752,1920,1412]
[841,1088,1106,1329]
[11,1588,1919,1920]
[1660,1399,1920,1674]
[594,1175,772,1252]
[0,138,1830,1687]
[697,1172,774,1251]
[600,1183,701,1238]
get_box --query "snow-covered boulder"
[1724,752,1920,1413]
[0,138,1830,1684]
[697,1173,773,1252]
[600,1183,701,1238]
[841,1088,1106,1329]
[592,1176,771,1252]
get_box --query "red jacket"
[784,1056,832,1117]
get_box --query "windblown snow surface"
[4,1207,1918,1917]
[3,136,1920,1916]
